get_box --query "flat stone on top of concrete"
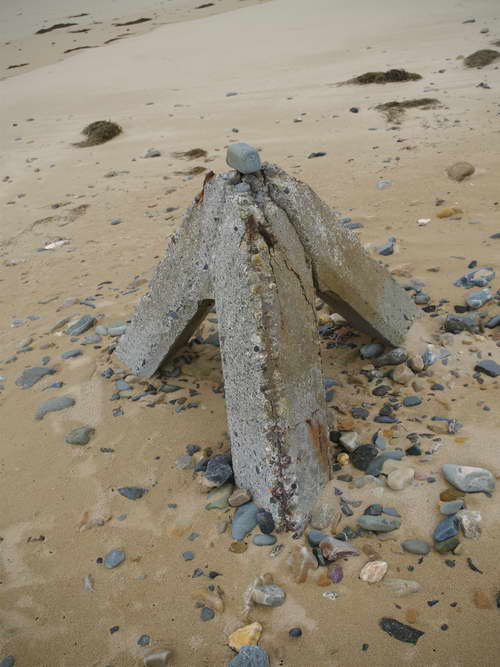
[226,142,262,174]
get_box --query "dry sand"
[1,0,500,665]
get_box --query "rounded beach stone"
[252,534,277,546]
[226,143,262,174]
[228,622,262,652]
[359,560,388,583]
[442,464,495,493]
[386,467,415,491]
[65,426,94,445]
[384,579,421,596]
[228,645,270,667]
[446,161,475,182]
[104,548,125,569]
[251,584,286,607]
[401,539,430,555]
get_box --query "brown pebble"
[405,609,418,624]
[229,541,248,553]
[440,488,465,501]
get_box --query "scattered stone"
[65,426,94,445]
[252,584,286,607]
[118,486,148,500]
[228,622,262,652]
[252,534,277,546]
[351,445,378,471]
[385,579,421,596]
[144,148,161,158]
[434,536,460,553]
[392,365,414,385]
[61,349,82,359]
[433,516,459,542]
[403,395,422,407]
[204,458,233,487]
[16,366,56,389]
[387,467,415,491]
[137,635,151,647]
[104,549,125,569]
[200,607,215,621]
[445,313,480,334]
[485,315,500,329]
[357,516,401,532]
[232,503,259,540]
[464,49,499,68]
[0,658,15,667]
[446,161,475,181]
[226,143,262,174]
[440,500,465,515]
[289,628,302,638]
[229,488,252,507]
[474,359,500,378]
[35,395,75,420]
[308,151,327,158]
[228,645,270,667]
[360,343,384,359]
[143,650,172,667]
[401,539,430,555]
[307,530,329,547]
[340,431,360,452]
[205,483,234,510]
[65,315,96,336]
[256,508,275,534]
[442,464,495,493]
[379,617,424,644]
[378,237,396,256]
[457,510,482,538]
[466,288,492,310]
[360,560,388,583]
[320,536,359,561]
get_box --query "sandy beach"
[1,0,500,665]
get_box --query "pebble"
[387,467,415,491]
[474,359,500,378]
[118,486,147,500]
[440,500,465,515]
[228,622,262,652]
[445,313,480,334]
[340,431,360,452]
[108,324,127,336]
[364,504,383,515]
[231,502,259,540]
[307,530,329,547]
[252,534,277,546]
[373,348,408,368]
[392,365,414,385]
[205,482,234,510]
[61,349,82,359]
[228,488,252,507]
[442,464,495,493]
[403,395,422,407]
[144,148,161,158]
[204,459,233,487]
[16,366,56,389]
[378,237,396,256]
[104,549,125,569]
[252,584,286,607]
[226,143,262,174]
[359,560,388,583]
[433,515,459,542]
[485,314,500,329]
[320,536,359,561]
[82,333,101,345]
[351,444,378,471]
[466,288,492,310]
[256,508,275,534]
[360,343,384,359]
[200,607,215,621]
[456,509,482,538]
[446,161,475,182]
[65,426,94,445]
[65,315,96,336]
[228,645,270,667]
[402,541,430,556]
[36,395,75,420]
[143,650,172,667]
[379,617,424,644]
[385,579,421,596]
[366,450,404,477]
[434,536,460,553]
[289,627,302,638]
[137,635,151,647]
[0,659,15,667]
[357,516,401,532]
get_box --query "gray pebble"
[145,148,161,158]
[442,463,495,493]
[64,314,96,336]
[201,607,215,621]
[440,500,465,515]
[118,487,148,500]
[360,343,384,359]
[0,658,15,667]
[475,359,500,378]
[82,333,102,345]
[231,502,258,540]
[401,539,430,555]
[65,426,94,445]
[36,395,75,420]
[357,515,401,532]
[466,288,492,310]
[252,534,277,546]
[226,143,261,174]
[228,645,270,667]
[16,366,56,389]
[61,349,82,359]
[104,549,125,569]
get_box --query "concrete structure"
[116,161,417,530]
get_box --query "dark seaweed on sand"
[112,18,152,27]
[376,97,440,123]
[349,69,422,84]
[36,23,77,34]
[172,148,208,160]
[74,121,122,147]
[464,49,500,68]
[7,63,29,69]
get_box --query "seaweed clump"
[74,121,122,147]
[350,69,422,84]
[464,49,500,68]
[172,148,208,160]
[375,98,440,123]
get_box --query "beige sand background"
[1,0,500,665]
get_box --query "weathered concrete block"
[116,159,417,530]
